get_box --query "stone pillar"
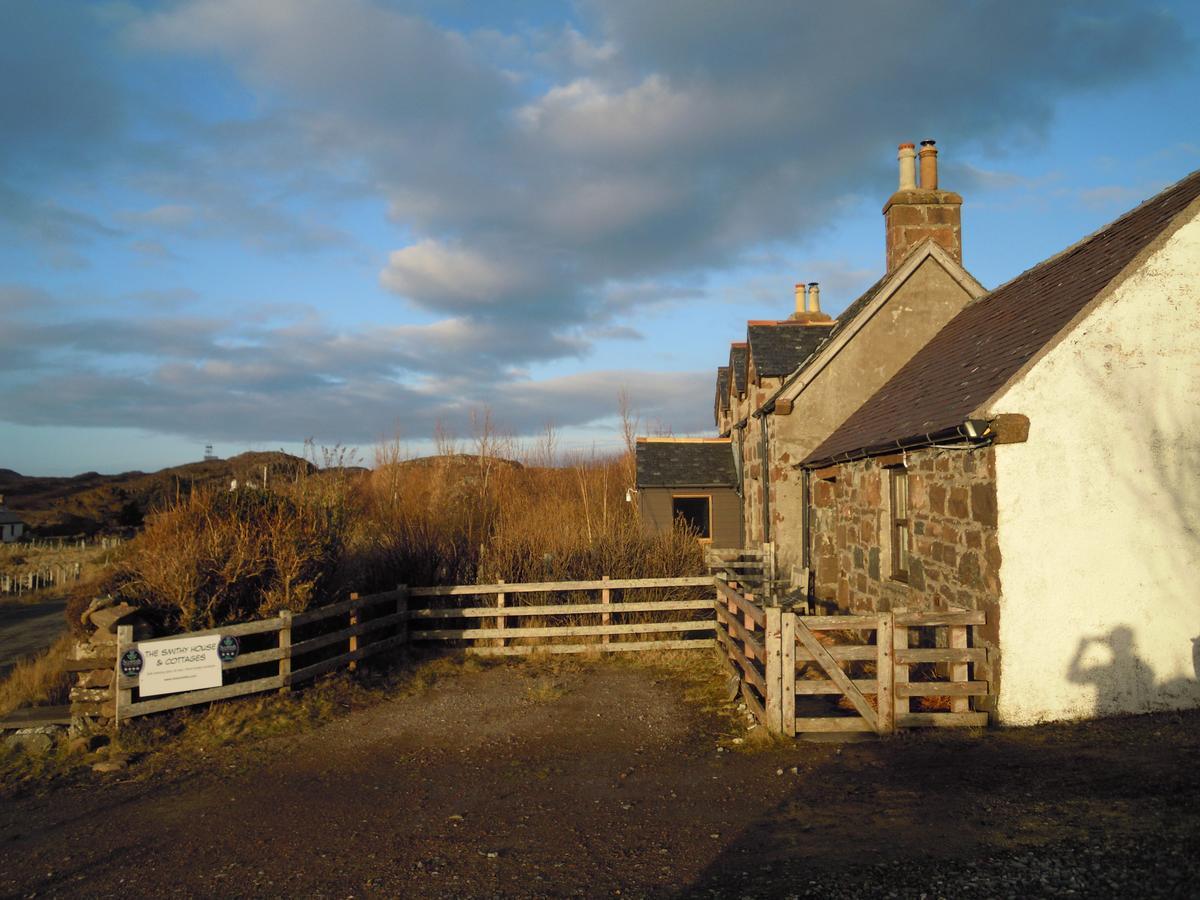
[70,598,152,728]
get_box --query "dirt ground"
[1,656,1198,898]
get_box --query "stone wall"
[70,598,152,724]
[809,445,1002,698]
[738,379,782,546]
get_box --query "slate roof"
[728,344,748,395]
[714,366,730,425]
[805,169,1200,465]
[0,510,25,525]
[747,323,832,378]
[636,440,737,488]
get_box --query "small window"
[890,468,910,581]
[672,495,711,540]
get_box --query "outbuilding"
[634,438,743,548]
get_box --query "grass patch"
[0,633,73,717]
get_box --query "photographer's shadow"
[1067,626,1156,716]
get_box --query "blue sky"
[2,0,1199,475]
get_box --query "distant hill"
[0,452,320,536]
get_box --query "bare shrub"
[119,484,347,631]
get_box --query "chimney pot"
[794,283,807,314]
[884,138,961,272]
[898,143,917,190]
[807,282,820,314]
[918,139,938,190]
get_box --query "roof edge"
[970,184,1200,421]
[758,240,984,415]
[800,421,990,469]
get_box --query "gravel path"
[1,658,1197,898]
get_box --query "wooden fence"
[706,545,771,595]
[115,588,409,723]
[714,576,992,736]
[407,576,713,655]
[1,563,83,595]
[111,572,990,735]
[113,576,713,722]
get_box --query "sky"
[2,0,1199,476]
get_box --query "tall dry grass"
[108,419,704,630]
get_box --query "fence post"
[115,624,133,729]
[781,609,796,736]
[601,575,611,645]
[949,622,969,713]
[765,605,783,734]
[396,585,409,646]
[893,612,909,722]
[764,542,776,600]
[496,579,506,649]
[743,593,756,661]
[348,593,360,672]
[278,610,292,693]
[876,612,895,735]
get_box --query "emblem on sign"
[217,635,240,662]
[120,648,144,678]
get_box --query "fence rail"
[407,575,714,657]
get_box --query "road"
[0,598,67,676]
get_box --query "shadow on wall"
[1072,357,1200,717]
[1066,625,1200,716]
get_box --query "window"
[672,495,712,540]
[890,468,910,581]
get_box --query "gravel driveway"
[0,658,1197,898]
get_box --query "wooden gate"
[714,577,992,736]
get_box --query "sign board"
[137,635,223,698]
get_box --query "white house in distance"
[0,495,26,543]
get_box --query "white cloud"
[379,240,541,309]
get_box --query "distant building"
[634,438,742,548]
[0,495,26,542]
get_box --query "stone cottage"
[800,168,1200,724]
[637,140,984,561]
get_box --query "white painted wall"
[992,212,1200,724]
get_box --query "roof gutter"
[800,419,993,469]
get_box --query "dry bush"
[118,483,348,631]
[0,634,73,717]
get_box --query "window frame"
[889,467,910,582]
[671,493,713,542]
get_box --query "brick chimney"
[883,139,962,272]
